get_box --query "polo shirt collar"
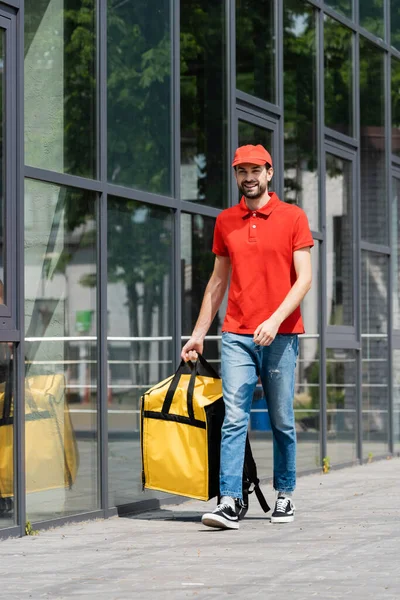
[239,192,280,219]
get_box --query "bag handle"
[161,354,220,421]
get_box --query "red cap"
[232,144,273,168]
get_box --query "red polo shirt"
[212,192,314,334]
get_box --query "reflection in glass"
[0,31,4,303]
[324,0,351,19]
[324,17,353,137]
[107,0,172,195]
[360,0,384,39]
[0,343,15,528]
[392,178,400,329]
[181,0,227,208]
[392,4,400,51]
[25,0,96,177]
[392,59,400,157]
[238,121,272,160]
[294,339,320,470]
[360,39,386,244]
[326,154,353,326]
[284,1,318,231]
[361,251,389,456]
[24,180,98,521]
[326,349,357,465]
[362,338,388,456]
[181,214,224,369]
[393,350,400,451]
[361,251,388,336]
[107,199,173,507]
[236,0,274,103]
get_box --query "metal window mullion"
[172,0,182,368]
[276,0,283,200]
[354,29,363,462]
[97,0,108,514]
[386,28,394,454]
[97,190,109,514]
[172,0,180,202]
[16,2,26,537]
[173,207,182,368]
[318,6,327,466]
[227,0,236,207]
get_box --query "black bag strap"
[243,435,271,513]
[162,354,220,422]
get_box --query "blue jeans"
[220,332,299,499]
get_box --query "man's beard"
[238,180,267,199]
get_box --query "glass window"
[25,0,96,177]
[393,350,400,451]
[324,1,352,19]
[361,251,389,457]
[24,180,98,521]
[360,0,384,40]
[0,30,5,303]
[393,178,400,330]
[392,3,400,51]
[392,59,400,157]
[0,342,16,528]
[107,198,173,507]
[181,214,225,370]
[107,0,172,195]
[361,251,388,336]
[295,244,320,471]
[284,1,318,231]
[324,17,353,137]
[238,120,272,151]
[362,337,388,457]
[326,154,354,326]
[181,0,227,208]
[360,39,386,244]
[236,0,275,104]
[326,348,357,465]
[295,338,320,470]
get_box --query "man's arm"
[253,247,312,346]
[181,255,231,361]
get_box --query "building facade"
[0,0,400,536]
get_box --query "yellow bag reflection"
[0,374,79,498]
[141,356,225,501]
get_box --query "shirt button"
[253,212,256,217]
[252,225,256,229]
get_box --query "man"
[181,144,313,530]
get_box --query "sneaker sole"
[271,514,294,524]
[201,514,239,530]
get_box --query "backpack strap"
[243,435,271,513]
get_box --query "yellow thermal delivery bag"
[141,355,225,501]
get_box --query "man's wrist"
[191,331,205,342]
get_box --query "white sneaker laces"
[276,497,290,512]
[216,502,233,512]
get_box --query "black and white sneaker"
[270,496,295,523]
[201,503,239,530]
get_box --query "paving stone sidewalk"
[0,458,399,600]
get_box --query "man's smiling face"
[234,163,273,199]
